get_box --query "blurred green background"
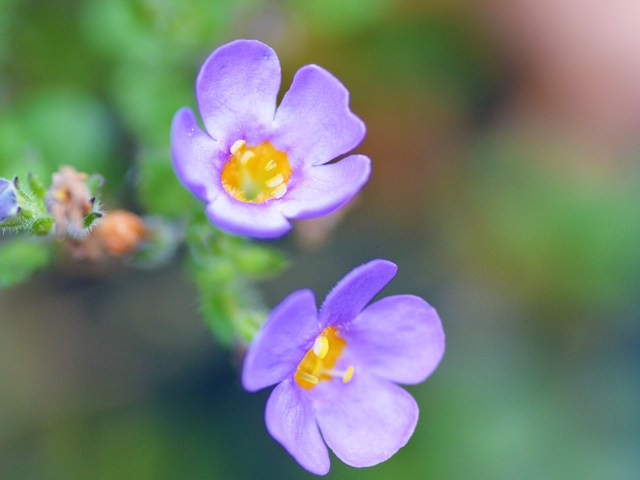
[1,0,640,478]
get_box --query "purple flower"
[242,259,445,475]
[171,39,370,239]
[0,178,19,223]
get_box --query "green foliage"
[292,0,392,38]
[30,217,55,236]
[26,172,47,200]
[232,243,289,278]
[0,237,52,288]
[187,221,288,345]
[442,134,640,311]
[83,212,102,230]
[137,148,196,217]
[82,0,241,66]
[18,88,120,181]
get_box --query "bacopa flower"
[0,177,19,223]
[242,259,445,475]
[171,39,370,238]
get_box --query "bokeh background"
[2,0,640,478]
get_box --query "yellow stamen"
[221,141,292,203]
[230,139,245,155]
[271,184,287,199]
[265,174,284,188]
[240,150,255,165]
[343,366,354,383]
[296,370,318,385]
[295,326,349,389]
[313,336,329,360]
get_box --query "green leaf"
[83,212,102,229]
[0,238,52,288]
[26,172,47,201]
[30,217,55,236]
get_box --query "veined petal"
[242,290,321,392]
[319,259,398,328]
[205,194,291,239]
[312,373,418,468]
[344,295,445,385]
[171,107,222,202]
[279,155,370,219]
[271,65,366,167]
[265,379,330,476]
[196,40,281,146]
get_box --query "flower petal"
[271,65,366,167]
[265,379,330,476]
[312,373,418,468]
[171,107,223,202]
[0,178,18,222]
[196,39,281,146]
[242,289,321,392]
[343,295,445,385]
[278,154,370,219]
[318,259,398,328]
[205,194,292,239]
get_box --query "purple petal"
[271,65,366,167]
[312,373,418,468]
[265,379,330,475]
[196,39,280,147]
[0,178,18,221]
[342,295,445,385]
[318,259,398,328]
[242,289,321,392]
[279,155,370,219]
[205,194,292,239]
[171,107,223,202]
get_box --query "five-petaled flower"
[242,259,445,475]
[0,177,20,223]
[171,39,370,239]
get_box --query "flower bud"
[45,166,93,238]
[96,210,146,256]
[0,177,20,223]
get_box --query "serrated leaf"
[26,172,47,200]
[0,238,52,288]
[30,217,55,236]
[83,212,102,229]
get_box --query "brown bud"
[95,210,146,256]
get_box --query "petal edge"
[313,373,418,468]
[319,259,398,328]
[242,289,320,392]
[271,64,366,167]
[266,379,331,475]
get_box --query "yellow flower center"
[295,326,354,389]
[221,140,292,203]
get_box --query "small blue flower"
[171,40,370,238]
[0,178,19,223]
[242,260,445,475]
